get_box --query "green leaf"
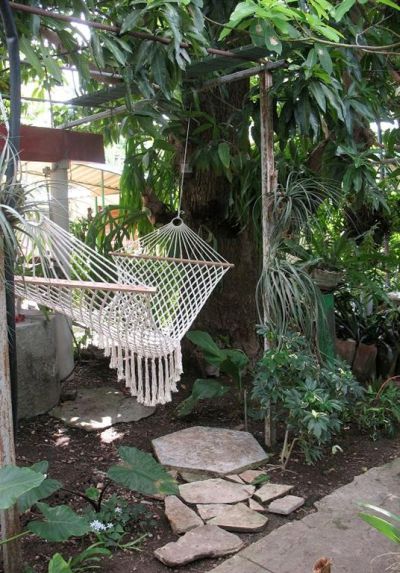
[18,473,61,513]
[121,8,145,34]
[263,23,282,55]
[222,349,249,380]
[27,503,90,542]
[107,447,179,496]
[20,36,43,78]
[359,512,400,544]
[102,36,127,66]
[41,49,63,83]
[309,82,326,112]
[48,554,73,573]
[70,542,111,568]
[186,330,226,366]
[0,466,45,510]
[176,378,229,417]
[218,142,231,169]
[315,44,333,75]
[334,0,356,21]
[152,52,168,95]
[376,0,400,10]
[219,1,256,39]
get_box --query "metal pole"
[259,69,278,448]
[0,1,22,570]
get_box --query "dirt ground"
[9,351,400,573]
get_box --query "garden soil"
[8,350,400,573]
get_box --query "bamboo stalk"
[110,252,234,269]
[14,275,157,294]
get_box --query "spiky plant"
[258,173,341,344]
[0,134,45,262]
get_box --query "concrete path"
[210,458,400,573]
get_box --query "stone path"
[210,458,400,573]
[155,468,302,566]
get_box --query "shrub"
[355,382,400,440]
[252,333,363,465]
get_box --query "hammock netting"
[15,215,232,406]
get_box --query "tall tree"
[3,0,400,351]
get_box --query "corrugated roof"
[21,161,121,197]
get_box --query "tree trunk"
[183,81,261,358]
[0,241,22,573]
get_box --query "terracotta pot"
[352,342,377,383]
[335,338,356,367]
[311,268,342,292]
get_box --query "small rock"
[239,469,267,484]
[180,478,255,505]
[253,483,293,504]
[60,388,77,402]
[197,504,233,521]
[180,471,211,483]
[164,496,203,534]
[209,502,268,532]
[154,525,244,566]
[226,474,244,484]
[249,498,267,513]
[168,469,179,480]
[267,495,305,515]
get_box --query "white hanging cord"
[177,109,192,217]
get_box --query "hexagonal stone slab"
[51,387,155,431]
[152,426,268,476]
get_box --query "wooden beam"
[199,61,286,91]
[59,105,126,129]
[0,124,105,163]
[10,2,258,63]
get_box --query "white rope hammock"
[15,215,232,406]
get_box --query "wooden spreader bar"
[111,252,234,269]
[14,276,156,294]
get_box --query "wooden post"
[0,2,23,570]
[0,241,22,573]
[259,69,278,448]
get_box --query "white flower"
[106,522,114,529]
[90,519,107,532]
[115,507,123,514]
